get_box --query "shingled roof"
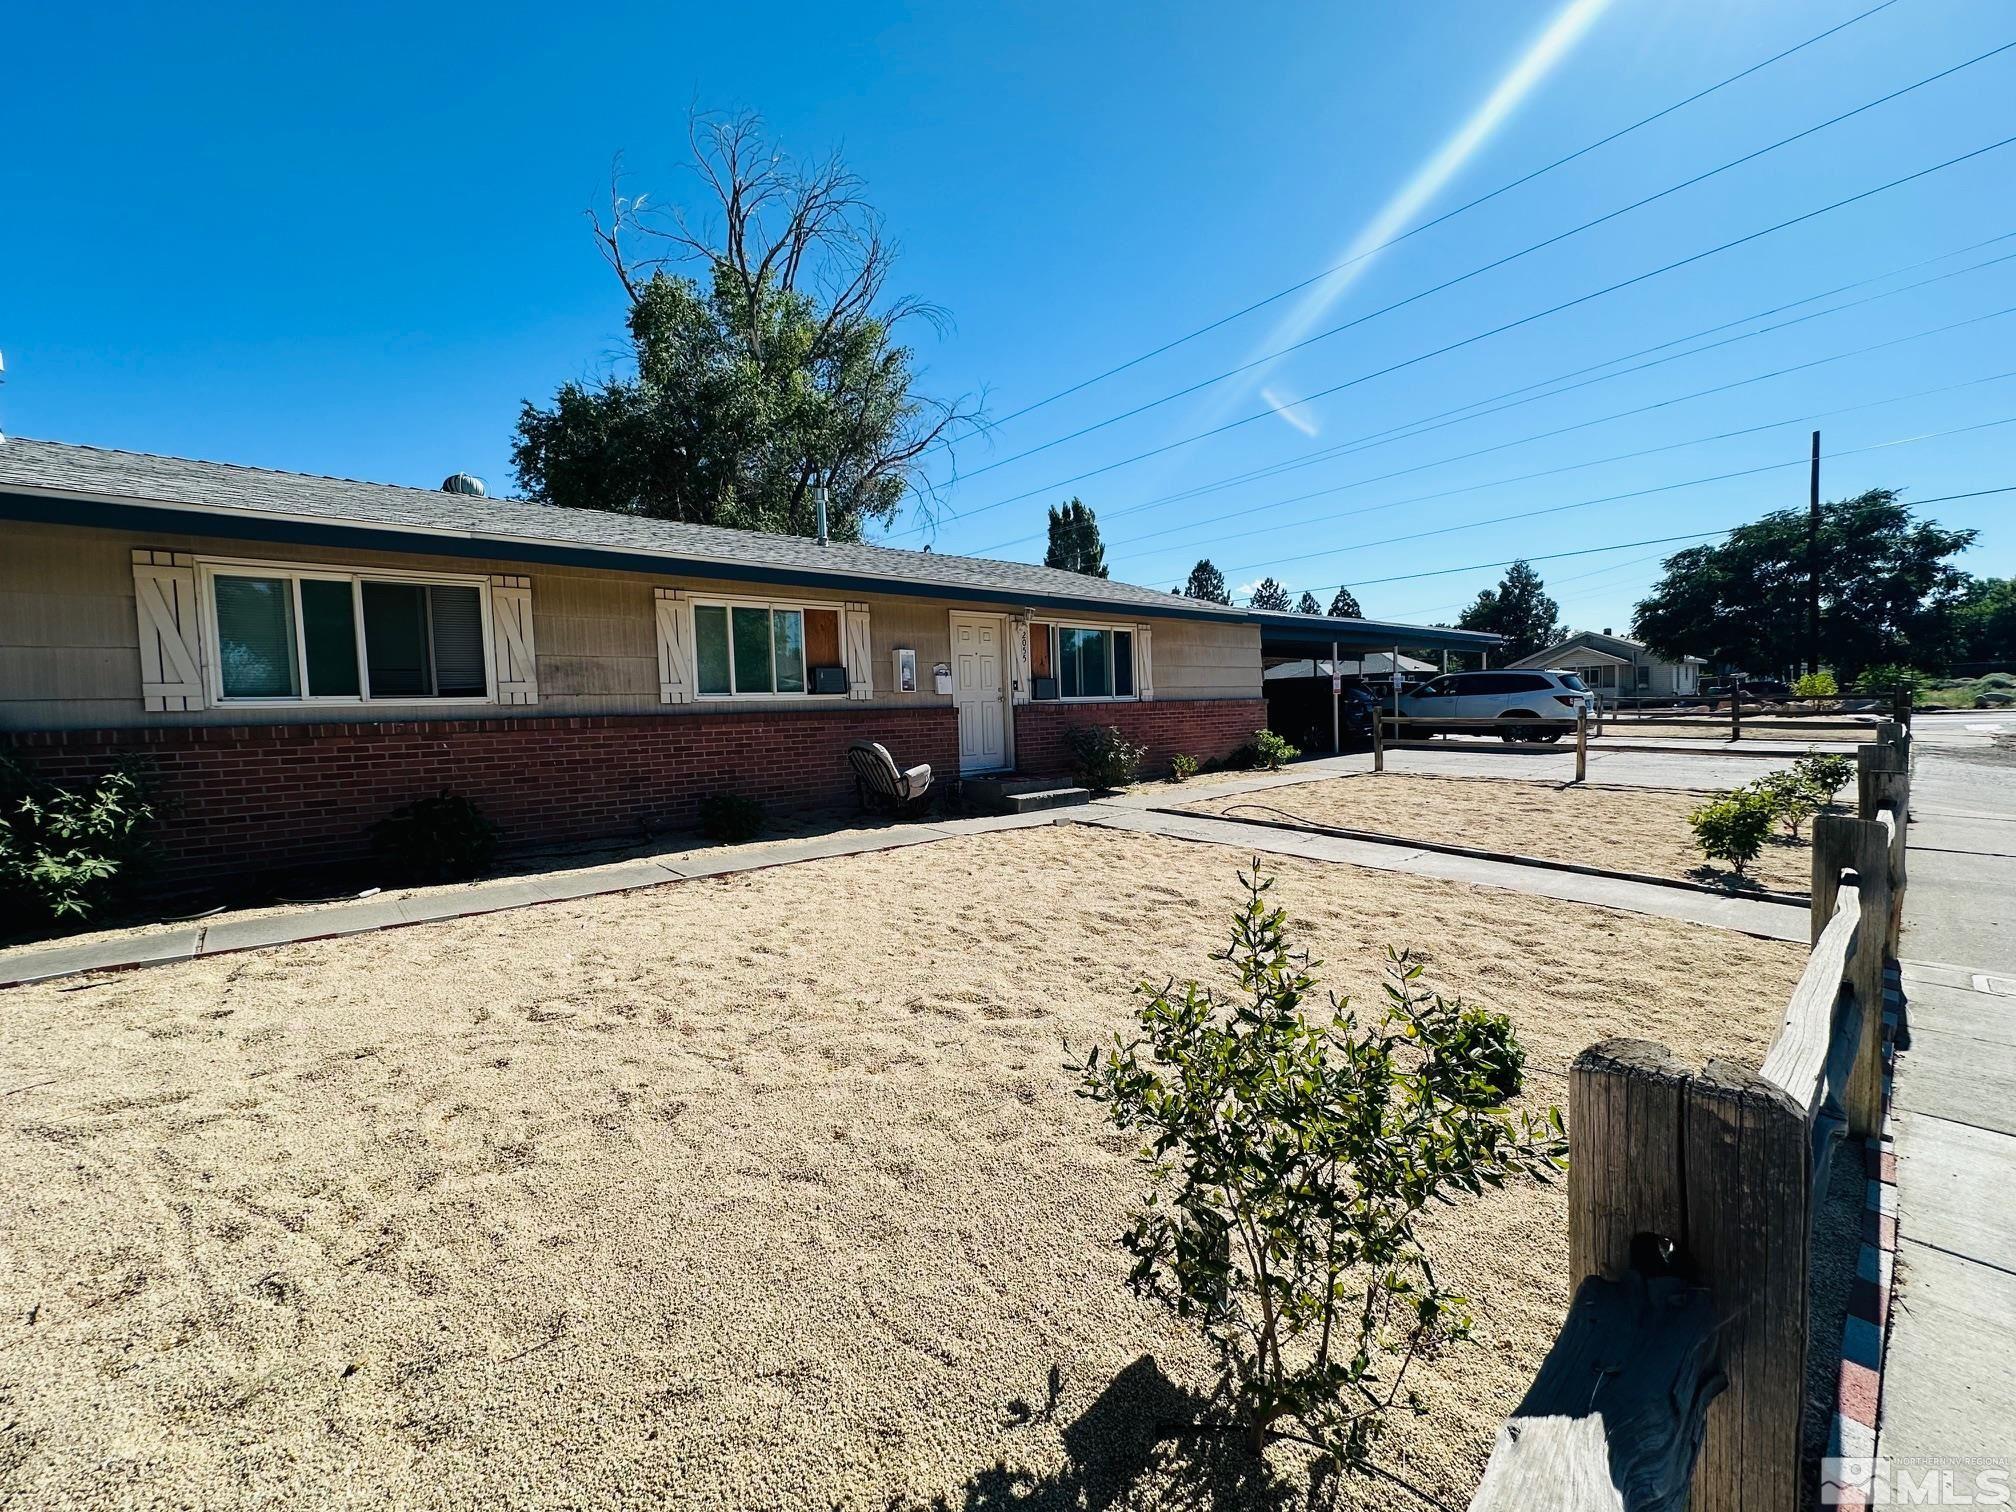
[0,438,1241,621]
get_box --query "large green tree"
[512,113,978,540]
[1456,560,1559,661]
[1632,490,1976,677]
[1328,586,1364,618]
[1043,498,1109,577]
[1249,578,1292,611]
[1295,590,1322,615]
[1184,559,1231,605]
[1954,577,2016,665]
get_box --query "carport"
[1246,609,1505,754]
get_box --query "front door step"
[963,776,1092,815]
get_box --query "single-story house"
[1506,629,1705,704]
[0,439,1495,882]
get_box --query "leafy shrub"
[1793,750,1855,807]
[1749,769,1821,838]
[1252,728,1299,771]
[1067,724,1145,790]
[1074,865,1565,1470]
[1792,670,1838,700]
[0,756,161,923]
[1689,788,1775,875]
[697,793,766,844]
[1855,662,1922,697]
[372,790,498,883]
[1168,753,1200,783]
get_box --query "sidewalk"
[1871,727,2016,1483]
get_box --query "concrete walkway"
[0,810,1061,987]
[1071,802,1806,940]
[2,748,1821,988]
[1874,712,2016,1487]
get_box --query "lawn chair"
[847,741,933,816]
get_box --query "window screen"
[300,579,360,697]
[694,605,732,696]
[1113,630,1134,697]
[771,609,805,694]
[363,582,431,697]
[215,576,299,698]
[731,606,772,694]
[428,585,486,696]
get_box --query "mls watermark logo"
[1823,1456,2012,1506]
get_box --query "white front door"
[950,613,1009,774]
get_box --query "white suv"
[1394,670,1594,742]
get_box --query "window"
[690,598,839,697]
[207,563,491,703]
[1048,623,1138,701]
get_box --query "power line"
[963,233,2016,555]
[961,0,1907,434]
[943,39,2016,488]
[1294,484,2016,595]
[1226,427,2016,596]
[902,131,2016,533]
[1378,481,2016,617]
[1113,305,2016,565]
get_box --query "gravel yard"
[1,824,1804,1510]
[1184,770,1818,894]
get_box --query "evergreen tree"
[1457,561,1560,661]
[1328,586,1363,618]
[1184,559,1232,605]
[1295,591,1322,615]
[1043,498,1109,577]
[1249,578,1292,611]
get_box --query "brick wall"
[1014,697,1266,777]
[3,708,959,885]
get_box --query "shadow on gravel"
[909,1355,1331,1512]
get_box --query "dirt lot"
[1184,771,1817,894]
[0,825,1803,1510]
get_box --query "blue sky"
[4,0,2011,633]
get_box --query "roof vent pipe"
[816,481,829,546]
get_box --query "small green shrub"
[1749,769,1820,838]
[1168,753,1200,783]
[1252,728,1299,771]
[697,793,766,844]
[1793,750,1855,807]
[1792,670,1838,700]
[372,790,498,882]
[0,756,161,924]
[1689,789,1776,875]
[1855,663,1923,697]
[1073,865,1565,1470]
[1067,724,1146,790]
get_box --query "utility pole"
[1806,429,1821,677]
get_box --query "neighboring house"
[0,441,1491,884]
[1505,629,1705,703]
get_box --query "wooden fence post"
[1569,1039,1691,1286]
[1574,707,1587,784]
[1731,692,1742,742]
[1684,1062,1811,1512]
[1373,712,1385,773]
[1858,742,1910,954]
[1815,813,1891,1138]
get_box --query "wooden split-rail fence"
[1467,720,1913,1512]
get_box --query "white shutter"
[1136,624,1155,702]
[131,550,205,712]
[844,601,873,700]
[654,588,693,704]
[1010,616,1033,706]
[489,575,538,705]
